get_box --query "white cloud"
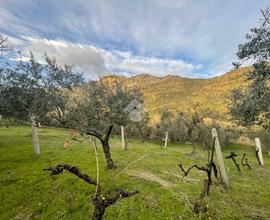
[115,55,201,76]
[9,36,201,79]
[1,0,270,77]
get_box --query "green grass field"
[0,126,270,220]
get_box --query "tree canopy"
[0,53,83,123]
[54,79,142,168]
[230,8,270,130]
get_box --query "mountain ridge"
[102,67,251,122]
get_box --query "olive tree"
[181,106,204,154]
[0,34,13,127]
[0,53,83,153]
[1,49,143,168]
[125,111,151,142]
[55,80,142,169]
[230,8,270,130]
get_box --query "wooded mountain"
[102,67,251,122]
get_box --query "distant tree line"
[120,108,239,149]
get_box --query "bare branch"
[260,8,270,26]
[92,189,139,220]
[178,137,218,215]
[90,137,139,220]
[0,34,13,52]
[44,163,97,185]
[178,163,208,177]
[103,189,140,208]
[225,151,241,174]
[241,153,252,169]
[255,148,262,165]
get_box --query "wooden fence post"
[164,131,168,148]
[211,128,229,187]
[31,116,40,155]
[121,126,127,150]
[255,138,264,165]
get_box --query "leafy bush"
[0,118,25,127]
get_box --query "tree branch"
[241,153,252,169]
[178,139,217,215]
[90,137,139,220]
[178,164,208,177]
[103,125,113,142]
[260,8,270,26]
[255,148,262,165]
[103,189,140,208]
[75,128,103,142]
[92,188,139,220]
[44,163,97,185]
[0,35,12,52]
[225,151,241,174]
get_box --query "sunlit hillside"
[103,67,252,122]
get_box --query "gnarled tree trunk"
[101,140,117,169]
[83,125,116,169]
[100,125,116,169]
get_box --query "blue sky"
[0,0,269,79]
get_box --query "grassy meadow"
[0,126,270,220]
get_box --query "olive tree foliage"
[0,53,83,123]
[1,54,48,122]
[152,108,238,149]
[1,52,141,168]
[0,34,12,55]
[162,106,204,153]
[54,80,142,169]
[125,111,151,142]
[0,33,13,127]
[230,8,270,130]
[168,113,187,143]
[160,109,173,131]
[151,109,173,140]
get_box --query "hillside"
[103,67,251,121]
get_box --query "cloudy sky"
[0,0,269,79]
